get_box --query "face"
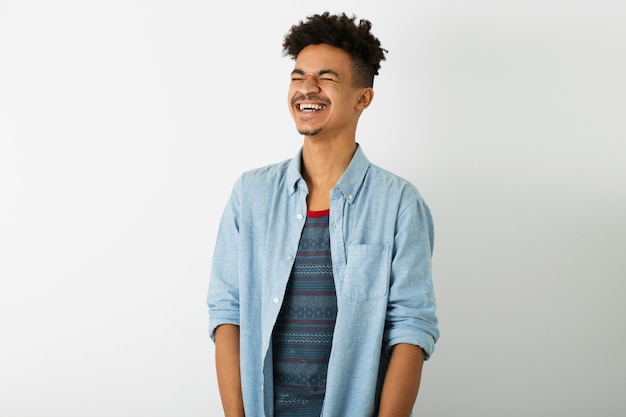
[288,44,372,139]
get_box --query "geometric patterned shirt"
[272,209,337,416]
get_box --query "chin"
[297,127,323,136]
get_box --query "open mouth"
[297,103,328,112]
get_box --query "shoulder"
[234,158,292,190]
[365,162,426,205]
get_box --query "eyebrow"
[291,68,341,78]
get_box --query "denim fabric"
[207,145,439,417]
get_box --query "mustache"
[292,95,331,106]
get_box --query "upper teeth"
[299,103,326,111]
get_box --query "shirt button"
[286,255,293,262]
[296,213,303,220]
[273,297,280,304]
[347,194,353,200]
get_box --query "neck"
[301,138,356,189]
[300,138,356,211]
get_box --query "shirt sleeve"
[207,177,243,342]
[384,194,439,359]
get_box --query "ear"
[355,87,374,110]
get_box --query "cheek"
[287,88,297,105]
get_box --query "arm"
[378,343,425,417]
[379,193,437,416]
[215,324,245,417]
[209,177,247,416]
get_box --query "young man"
[208,12,439,417]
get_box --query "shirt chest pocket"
[340,243,391,301]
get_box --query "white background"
[1,1,625,416]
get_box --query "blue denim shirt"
[208,145,439,417]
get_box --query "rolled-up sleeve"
[384,195,439,359]
[207,177,242,342]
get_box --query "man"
[208,12,439,417]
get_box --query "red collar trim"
[307,209,330,218]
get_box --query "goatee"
[297,127,322,136]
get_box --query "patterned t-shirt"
[272,209,337,416]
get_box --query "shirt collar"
[334,144,369,205]
[286,147,305,195]
[286,143,370,204]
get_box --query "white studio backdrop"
[1,1,625,416]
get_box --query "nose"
[298,75,321,95]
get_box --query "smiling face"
[288,44,373,141]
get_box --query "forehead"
[294,44,353,75]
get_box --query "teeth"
[299,103,326,111]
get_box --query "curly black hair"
[282,12,387,88]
